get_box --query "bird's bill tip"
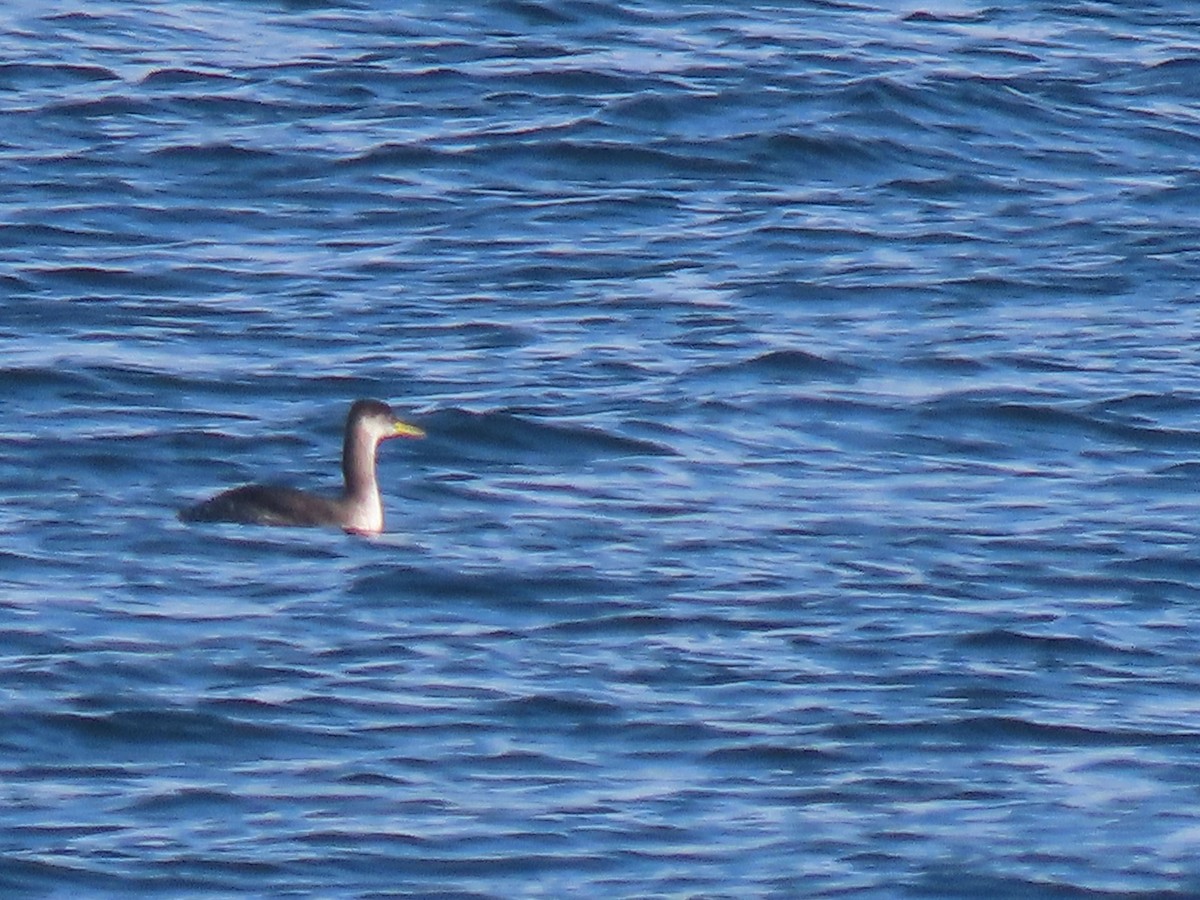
[392,420,426,439]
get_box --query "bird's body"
[179,399,424,535]
[180,483,354,529]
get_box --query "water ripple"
[3,0,1200,896]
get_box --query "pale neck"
[342,425,380,501]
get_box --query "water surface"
[3,1,1200,896]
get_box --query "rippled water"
[4,1,1200,895]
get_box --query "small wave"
[350,564,619,605]
[604,93,688,125]
[906,352,989,375]
[492,0,578,26]
[30,264,130,286]
[830,715,1194,748]
[1129,57,1200,97]
[455,321,535,350]
[140,67,238,86]
[146,142,318,180]
[921,390,1082,435]
[704,743,843,771]
[337,141,448,169]
[902,9,992,24]
[149,142,285,164]
[924,389,1200,452]
[542,612,685,637]
[705,349,862,383]
[0,61,117,88]
[0,856,126,896]
[0,366,103,396]
[757,129,925,174]
[1157,461,1200,480]
[122,786,246,814]
[45,96,155,119]
[1106,553,1200,584]
[0,222,146,248]
[886,172,1028,199]
[493,692,621,724]
[499,67,643,96]
[24,708,288,748]
[0,272,33,291]
[424,407,676,461]
[27,265,177,294]
[957,628,1151,661]
[837,73,963,121]
[536,138,750,179]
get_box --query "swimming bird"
[179,399,425,535]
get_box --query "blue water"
[4,1,1200,895]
